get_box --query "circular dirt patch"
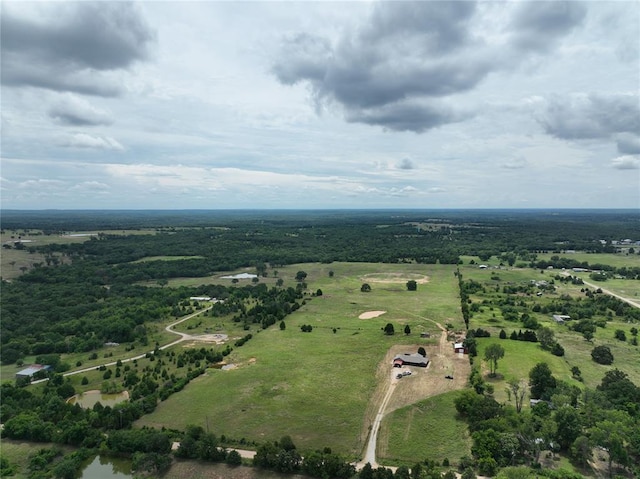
[360,273,429,284]
[359,311,387,319]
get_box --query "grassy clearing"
[379,390,471,466]
[535,252,640,269]
[137,262,463,460]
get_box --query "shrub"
[591,345,614,365]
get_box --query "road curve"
[31,306,212,384]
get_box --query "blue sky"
[1,1,639,209]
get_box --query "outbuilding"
[454,342,468,354]
[392,353,429,367]
[15,364,52,380]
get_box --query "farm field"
[137,262,464,459]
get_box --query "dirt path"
[580,278,640,309]
[357,318,470,469]
[32,307,213,384]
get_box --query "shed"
[454,342,468,354]
[15,364,52,380]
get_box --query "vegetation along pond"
[67,390,129,408]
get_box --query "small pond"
[79,455,132,479]
[67,390,129,409]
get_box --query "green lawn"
[379,390,471,466]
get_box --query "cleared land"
[137,263,466,462]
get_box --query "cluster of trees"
[455,364,640,477]
[253,436,355,478]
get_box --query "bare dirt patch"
[359,310,387,319]
[360,273,430,284]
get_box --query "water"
[67,390,129,408]
[79,456,132,479]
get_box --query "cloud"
[1,2,155,95]
[272,1,584,133]
[346,101,465,133]
[58,133,124,151]
[510,1,587,53]
[538,93,640,140]
[49,94,113,126]
[616,133,640,155]
[501,158,527,169]
[397,158,414,170]
[611,155,640,170]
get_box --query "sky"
[1,0,639,210]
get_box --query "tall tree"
[484,343,505,377]
[529,363,556,400]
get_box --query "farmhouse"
[15,364,52,380]
[392,353,429,367]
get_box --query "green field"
[137,262,463,460]
[379,391,471,465]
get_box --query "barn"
[392,353,429,367]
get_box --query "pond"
[79,455,132,479]
[67,390,129,409]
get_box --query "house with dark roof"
[392,353,429,367]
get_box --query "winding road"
[32,306,213,384]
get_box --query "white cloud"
[611,155,640,170]
[58,133,124,151]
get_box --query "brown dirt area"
[384,331,470,413]
[359,310,387,319]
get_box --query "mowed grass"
[137,262,464,459]
[379,391,471,466]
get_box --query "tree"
[406,280,417,291]
[499,329,507,339]
[276,278,284,287]
[404,325,411,335]
[295,271,307,282]
[537,327,555,350]
[554,405,583,451]
[360,283,371,293]
[529,363,556,400]
[328,270,334,278]
[226,449,242,466]
[316,289,323,296]
[484,343,505,377]
[418,346,426,357]
[614,329,626,341]
[506,379,527,413]
[383,323,395,335]
[591,345,614,365]
[279,321,286,331]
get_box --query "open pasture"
[379,391,471,466]
[137,262,464,459]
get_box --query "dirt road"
[357,321,470,469]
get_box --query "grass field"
[379,390,471,466]
[137,262,464,461]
